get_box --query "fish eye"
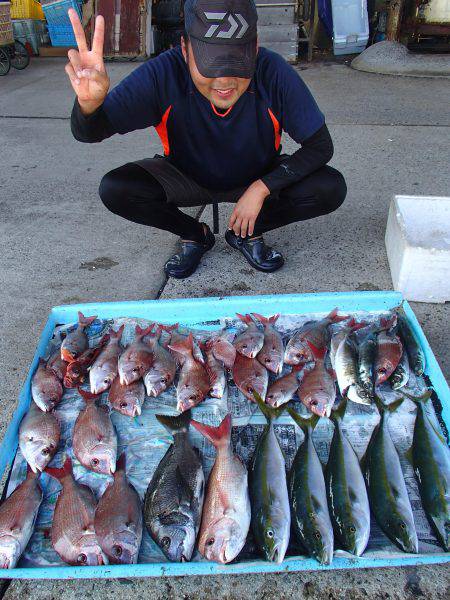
[189,394,197,401]
[296,353,302,358]
[112,544,122,557]
[242,344,248,349]
[246,386,253,393]
[206,537,215,546]
[77,553,87,564]
[265,358,271,363]
[349,525,356,533]
[120,402,128,409]
[314,531,322,540]
[266,529,274,539]
[103,378,109,384]
[91,458,99,467]
[378,367,387,374]
[41,448,50,456]
[132,367,139,373]
[310,400,318,407]
[160,377,167,383]
[400,522,406,530]
[28,436,34,442]
[161,537,170,548]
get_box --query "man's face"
[181,37,253,110]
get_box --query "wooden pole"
[386,0,406,41]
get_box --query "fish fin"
[109,324,125,340]
[350,320,368,332]
[98,333,110,347]
[78,312,97,329]
[251,313,280,326]
[116,452,126,472]
[306,341,326,360]
[330,397,347,423]
[252,390,284,422]
[379,314,397,332]
[158,323,179,334]
[46,456,72,482]
[287,408,320,432]
[78,387,100,403]
[135,324,155,339]
[168,333,194,357]
[190,414,231,448]
[236,313,252,325]
[327,308,348,324]
[156,411,191,435]
[373,394,403,414]
[402,390,433,404]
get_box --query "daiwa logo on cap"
[203,12,249,39]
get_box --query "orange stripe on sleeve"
[268,108,281,151]
[155,105,172,156]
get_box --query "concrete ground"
[0,57,449,598]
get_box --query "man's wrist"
[78,99,104,117]
[252,179,271,199]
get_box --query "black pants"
[99,163,347,244]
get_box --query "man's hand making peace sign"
[65,9,110,116]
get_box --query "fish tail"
[327,307,348,323]
[252,390,284,422]
[109,324,125,340]
[251,313,280,326]
[78,387,100,403]
[191,414,231,447]
[373,394,404,414]
[287,407,320,431]
[98,333,110,346]
[330,397,347,423]
[158,323,179,334]
[306,341,326,360]
[403,389,433,404]
[135,323,155,339]
[168,332,194,357]
[156,411,191,435]
[236,313,252,325]
[115,452,126,473]
[46,456,72,482]
[348,318,368,332]
[379,314,397,331]
[78,312,97,329]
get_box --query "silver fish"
[95,453,142,564]
[0,469,42,569]
[19,402,60,473]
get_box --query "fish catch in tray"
[284,308,347,366]
[168,333,210,412]
[60,312,97,362]
[144,411,204,562]
[108,377,145,417]
[250,393,290,563]
[73,388,117,475]
[397,314,426,376]
[265,366,302,408]
[232,352,268,402]
[288,409,334,565]
[389,350,410,391]
[364,396,418,554]
[208,331,236,369]
[118,325,154,386]
[204,339,227,399]
[252,313,284,375]
[169,329,205,366]
[143,325,177,398]
[89,325,124,394]
[63,337,108,389]
[325,400,370,557]
[374,326,403,386]
[95,454,143,564]
[0,468,42,569]
[31,358,63,412]
[19,402,60,473]
[47,457,105,566]
[297,343,336,418]
[406,391,450,551]
[334,332,371,406]
[191,414,250,564]
[233,313,264,359]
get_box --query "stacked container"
[0,1,14,47]
[41,0,81,47]
[10,0,45,54]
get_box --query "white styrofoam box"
[385,195,450,303]
[331,0,369,55]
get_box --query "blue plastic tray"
[0,291,449,579]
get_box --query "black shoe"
[164,225,215,279]
[225,230,284,273]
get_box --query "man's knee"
[99,168,125,215]
[314,167,347,213]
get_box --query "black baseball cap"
[184,0,258,78]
